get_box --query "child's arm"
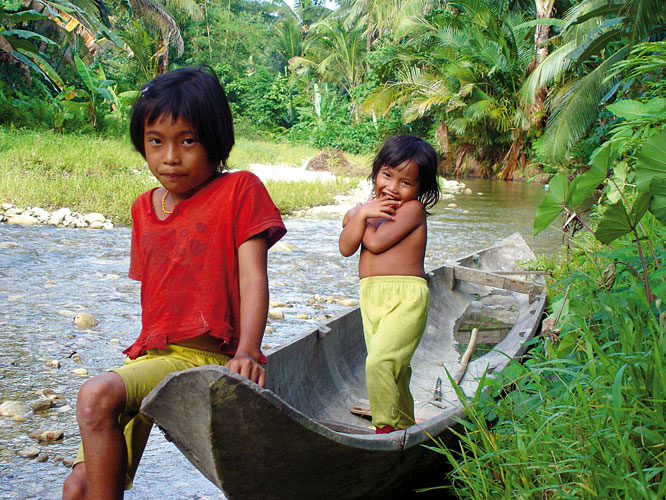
[361,200,425,254]
[339,199,399,256]
[226,233,269,387]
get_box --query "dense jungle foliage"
[2,0,665,176]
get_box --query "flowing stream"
[0,178,562,499]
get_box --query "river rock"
[89,221,104,229]
[18,446,40,458]
[5,207,22,216]
[335,298,358,307]
[268,309,284,320]
[29,429,64,441]
[45,359,61,368]
[265,327,274,334]
[8,214,39,225]
[83,213,106,224]
[74,313,98,328]
[0,400,30,418]
[72,368,88,376]
[269,301,287,307]
[295,314,309,319]
[36,455,48,462]
[32,398,53,412]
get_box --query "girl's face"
[144,114,217,203]
[374,160,420,204]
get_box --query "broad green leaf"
[635,132,666,192]
[649,177,666,224]
[607,161,628,203]
[569,161,608,206]
[595,193,652,244]
[14,48,63,89]
[534,173,570,235]
[6,10,48,23]
[74,55,95,94]
[606,98,666,121]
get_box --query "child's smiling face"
[144,113,218,203]
[374,160,421,204]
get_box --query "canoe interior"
[263,232,543,430]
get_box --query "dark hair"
[129,65,234,170]
[370,135,440,211]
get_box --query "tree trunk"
[526,0,555,131]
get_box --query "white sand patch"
[244,163,335,183]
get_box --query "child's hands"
[359,196,400,222]
[226,354,266,387]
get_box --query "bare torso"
[359,218,427,279]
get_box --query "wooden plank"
[450,265,543,299]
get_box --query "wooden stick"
[453,327,478,384]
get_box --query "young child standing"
[62,65,286,499]
[339,135,440,434]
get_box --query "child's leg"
[63,371,127,500]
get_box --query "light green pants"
[359,276,430,430]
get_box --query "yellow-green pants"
[74,344,230,489]
[359,276,430,430]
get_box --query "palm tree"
[521,0,666,164]
[291,16,368,120]
[363,0,534,178]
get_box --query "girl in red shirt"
[63,65,286,499]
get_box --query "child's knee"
[62,463,87,500]
[76,373,125,424]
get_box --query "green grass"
[426,226,666,499]
[0,127,363,226]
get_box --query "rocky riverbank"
[0,204,114,229]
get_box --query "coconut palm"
[521,0,666,164]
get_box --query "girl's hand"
[226,354,266,387]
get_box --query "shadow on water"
[0,178,560,499]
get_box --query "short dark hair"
[129,65,234,169]
[370,135,440,211]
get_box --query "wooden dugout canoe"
[141,232,547,500]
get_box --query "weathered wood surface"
[141,232,547,500]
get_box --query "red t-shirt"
[124,171,286,360]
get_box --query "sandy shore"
[245,162,371,216]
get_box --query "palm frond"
[536,49,626,163]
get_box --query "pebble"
[268,309,284,320]
[29,429,64,441]
[18,446,40,458]
[72,368,88,376]
[32,398,53,412]
[36,455,48,462]
[0,400,30,418]
[45,359,61,368]
[335,299,358,307]
[295,314,309,319]
[74,313,98,329]
[269,300,287,307]
[0,204,113,229]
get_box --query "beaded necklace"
[161,191,173,214]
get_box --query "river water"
[0,178,561,499]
